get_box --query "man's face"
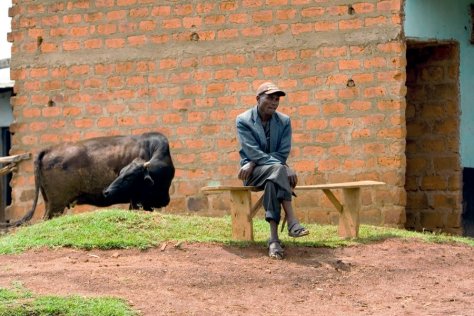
[257,93,281,118]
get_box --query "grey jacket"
[236,106,292,167]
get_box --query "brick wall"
[405,42,462,234]
[6,0,406,227]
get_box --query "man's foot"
[288,222,309,238]
[268,239,284,260]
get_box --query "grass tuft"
[0,209,472,255]
[0,283,136,316]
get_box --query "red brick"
[353,2,375,13]
[291,23,313,34]
[84,39,102,49]
[318,159,339,171]
[253,10,273,22]
[330,117,353,128]
[339,59,361,70]
[24,81,41,91]
[30,67,48,78]
[98,117,115,127]
[130,8,148,18]
[70,65,89,76]
[207,83,225,94]
[205,15,225,25]
[151,6,171,16]
[350,100,372,111]
[315,90,336,100]
[306,119,327,130]
[63,41,80,50]
[326,5,348,16]
[316,61,337,73]
[241,26,263,37]
[323,103,345,114]
[228,13,249,24]
[364,87,386,98]
[40,134,60,144]
[85,12,104,22]
[262,65,283,76]
[117,116,136,126]
[215,69,237,80]
[302,7,325,17]
[117,0,137,6]
[63,14,81,24]
[218,28,239,39]
[315,21,338,31]
[162,19,180,29]
[175,126,198,136]
[365,57,387,68]
[298,105,320,116]
[74,118,94,128]
[41,106,62,117]
[366,16,387,26]
[160,59,177,69]
[163,113,183,124]
[188,112,206,123]
[105,38,125,48]
[329,145,351,156]
[29,122,47,132]
[352,129,371,138]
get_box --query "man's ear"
[256,95,260,103]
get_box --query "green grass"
[0,208,472,255]
[0,283,136,316]
[0,209,472,315]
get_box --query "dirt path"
[1,239,473,315]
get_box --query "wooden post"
[339,188,361,238]
[229,190,253,241]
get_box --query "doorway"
[405,40,462,234]
[0,88,13,222]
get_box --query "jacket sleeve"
[236,117,282,166]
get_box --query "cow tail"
[1,151,44,228]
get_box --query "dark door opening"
[0,127,11,222]
[405,40,462,235]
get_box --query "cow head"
[102,158,154,199]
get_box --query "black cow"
[5,132,174,227]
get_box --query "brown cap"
[256,82,286,97]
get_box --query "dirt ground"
[1,239,473,316]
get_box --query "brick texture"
[7,0,406,228]
[405,42,462,234]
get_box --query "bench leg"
[339,188,361,238]
[230,190,253,241]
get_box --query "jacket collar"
[251,106,281,152]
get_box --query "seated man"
[236,82,309,260]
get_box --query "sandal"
[268,240,284,260]
[288,222,309,238]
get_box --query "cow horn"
[143,161,151,169]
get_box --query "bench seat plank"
[295,180,385,190]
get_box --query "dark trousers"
[244,164,292,224]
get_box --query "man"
[236,82,309,260]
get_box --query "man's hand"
[285,165,298,188]
[238,162,256,181]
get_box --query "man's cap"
[256,82,286,97]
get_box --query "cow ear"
[144,173,154,186]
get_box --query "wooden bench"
[201,180,385,241]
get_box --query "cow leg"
[142,204,153,212]
[129,201,139,210]
[43,201,67,219]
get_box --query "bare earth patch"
[1,239,473,315]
